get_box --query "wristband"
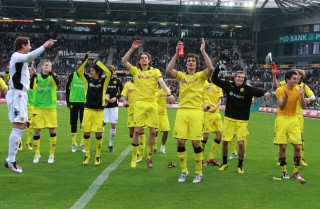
[167,94,172,97]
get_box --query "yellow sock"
[208,141,219,160]
[132,145,138,162]
[231,136,237,153]
[139,134,146,158]
[195,152,203,175]
[84,138,91,157]
[71,133,77,145]
[147,146,153,159]
[34,139,41,155]
[49,136,57,155]
[178,151,188,173]
[95,138,103,158]
[281,165,287,173]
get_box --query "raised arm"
[166,42,180,79]
[77,51,90,78]
[272,69,280,88]
[122,40,141,70]
[200,38,214,77]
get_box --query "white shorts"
[6,89,28,123]
[104,107,118,124]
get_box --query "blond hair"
[295,69,306,79]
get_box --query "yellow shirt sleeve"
[0,78,7,90]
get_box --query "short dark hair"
[14,37,30,51]
[285,70,297,81]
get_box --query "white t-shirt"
[9,46,45,91]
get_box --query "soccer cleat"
[5,160,23,174]
[136,155,143,163]
[207,159,221,166]
[108,145,114,152]
[218,164,228,171]
[94,157,100,166]
[153,149,157,154]
[33,154,41,163]
[146,158,153,168]
[160,145,166,154]
[237,167,244,174]
[131,159,137,168]
[71,144,77,153]
[282,172,290,179]
[192,174,203,183]
[80,144,86,153]
[300,159,308,167]
[26,143,33,151]
[229,152,238,160]
[202,160,207,167]
[178,172,189,183]
[83,156,90,165]
[293,172,302,180]
[48,155,54,164]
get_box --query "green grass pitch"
[0,104,319,209]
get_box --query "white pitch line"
[70,146,131,209]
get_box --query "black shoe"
[108,145,114,152]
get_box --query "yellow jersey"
[279,81,313,114]
[276,85,300,116]
[176,70,207,109]
[203,80,223,111]
[121,81,136,115]
[129,66,162,102]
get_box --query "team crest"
[20,117,25,122]
[240,88,244,92]
[113,81,117,84]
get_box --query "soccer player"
[103,65,123,152]
[211,69,270,174]
[201,78,223,167]
[156,83,171,154]
[122,39,175,168]
[78,52,113,166]
[31,59,60,164]
[274,70,306,179]
[121,78,146,162]
[5,37,55,173]
[272,68,315,167]
[66,60,86,153]
[167,38,213,183]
